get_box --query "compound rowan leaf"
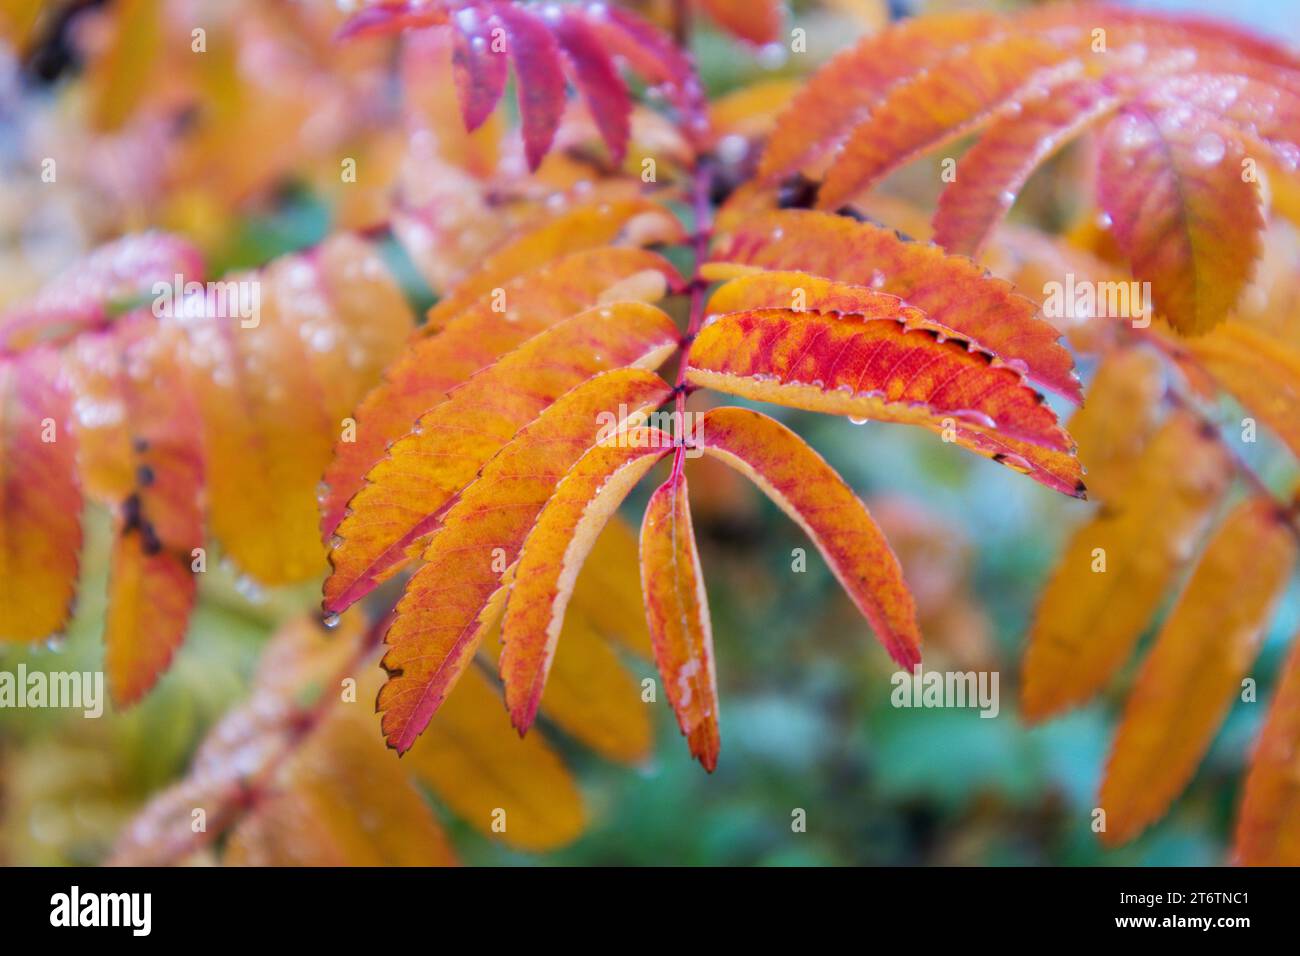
[758,12,1000,182]
[425,199,684,330]
[376,368,672,752]
[698,406,921,668]
[403,664,585,852]
[815,33,1075,211]
[640,470,720,771]
[932,77,1124,257]
[1064,346,1164,502]
[320,247,678,539]
[1097,105,1265,335]
[500,430,674,735]
[326,303,678,617]
[707,209,1080,401]
[685,306,1080,496]
[1236,631,1300,865]
[0,349,81,642]
[1099,496,1297,846]
[1021,412,1234,721]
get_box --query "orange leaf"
[1065,346,1164,502]
[707,210,1080,401]
[698,406,921,668]
[0,349,81,642]
[640,470,720,771]
[1097,105,1264,334]
[320,247,678,539]
[1236,631,1300,865]
[1179,322,1300,459]
[500,430,673,735]
[569,515,653,658]
[1099,497,1297,846]
[932,77,1124,257]
[479,587,653,765]
[224,706,458,866]
[758,12,1000,182]
[700,0,782,46]
[424,198,685,331]
[685,305,1081,496]
[178,238,410,585]
[403,664,585,852]
[326,303,678,616]
[376,370,673,752]
[1021,412,1234,721]
[815,33,1075,211]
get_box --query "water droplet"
[323,613,341,629]
[1193,131,1226,166]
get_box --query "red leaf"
[551,10,632,163]
[337,1,450,40]
[450,5,509,131]
[708,210,1080,401]
[491,3,567,171]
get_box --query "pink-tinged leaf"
[933,77,1124,257]
[551,10,631,163]
[698,406,921,669]
[0,350,81,642]
[816,34,1077,211]
[451,6,509,131]
[1143,73,1300,173]
[491,3,566,170]
[0,233,203,351]
[640,471,719,771]
[707,210,1080,402]
[320,247,679,541]
[325,302,679,615]
[1097,104,1265,335]
[376,369,671,753]
[759,12,1001,182]
[336,1,450,40]
[575,2,707,140]
[500,433,673,736]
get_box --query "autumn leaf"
[706,209,1081,402]
[685,305,1079,495]
[1097,106,1265,335]
[376,368,672,752]
[325,302,678,617]
[640,470,720,771]
[1064,346,1164,502]
[500,429,674,736]
[697,406,921,668]
[320,246,679,540]
[1236,629,1300,865]
[1021,412,1234,721]
[0,349,81,642]
[1099,496,1297,846]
